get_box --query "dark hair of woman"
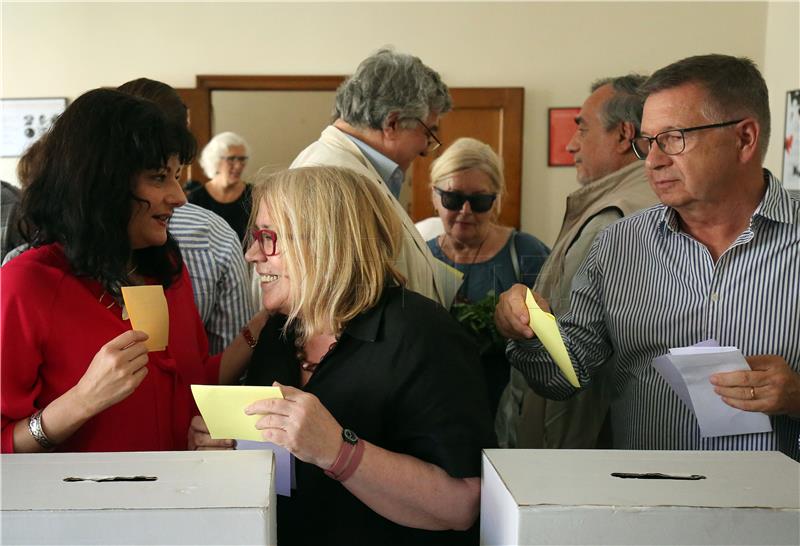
[117,77,196,164]
[20,88,185,296]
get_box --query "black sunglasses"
[434,187,497,213]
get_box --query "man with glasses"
[496,75,658,450]
[290,48,459,308]
[496,54,800,460]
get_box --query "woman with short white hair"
[189,131,252,241]
[232,166,493,545]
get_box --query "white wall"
[3,1,794,245]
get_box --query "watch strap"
[324,428,360,480]
[336,436,365,482]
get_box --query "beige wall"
[763,1,800,179]
[2,1,794,245]
[212,90,337,178]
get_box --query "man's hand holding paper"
[494,283,580,388]
[523,288,580,388]
[711,354,800,417]
[494,283,535,340]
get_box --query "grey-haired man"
[291,49,458,308]
[496,75,658,449]
[497,55,800,461]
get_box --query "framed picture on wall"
[548,107,580,166]
[783,89,800,192]
[1,97,67,157]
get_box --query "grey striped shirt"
[169,203,256,354]
[509,170,800,460]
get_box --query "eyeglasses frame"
[250,228,279,256]
[221,155,249,164]
[631,119,744,160]
[415,118,442,153]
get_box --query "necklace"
[442,232,490,302]
[98,265,139,314]
[294,335,339,374]
[442,232,490,265]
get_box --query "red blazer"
[1,244,220,453]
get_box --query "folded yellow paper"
[525,288,580,387]
[121,285,168,351]
[191,385,284,441]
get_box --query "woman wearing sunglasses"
[427,138,550,418]
[189,131,252,242]
[238,166,494,545]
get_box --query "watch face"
[342,428,358,445]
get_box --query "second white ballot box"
[1,450,276,545]
[481,449,799,545]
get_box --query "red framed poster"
[548,107,580,166]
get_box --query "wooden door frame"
[192,75,346,181]
[411,87,524,228]
[183,78,522,229]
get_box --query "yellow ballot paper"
[121,285,168,351]
[191,385,284,441]
[525,288,580,387]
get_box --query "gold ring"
[749,387,756,400]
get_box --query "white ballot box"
[481,449,799,545]
[1,450,275,545]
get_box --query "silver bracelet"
[28,410,55,450]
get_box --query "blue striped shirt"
[509,171,800,460]
[169,203,256,354]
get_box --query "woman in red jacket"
[1,88,256,453]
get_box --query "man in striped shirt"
[169,203,256,354]
[496,54,800,460]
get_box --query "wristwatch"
[342,428,358,445]
[325,428,363,480]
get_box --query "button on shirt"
[509,171,800,460]
[344,134,405,198]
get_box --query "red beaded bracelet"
[240,326,257,349]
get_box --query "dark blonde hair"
[251,166,404,342]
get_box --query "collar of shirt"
[340,285,402,343]
[658,168,794,236]
[344,133,405,198]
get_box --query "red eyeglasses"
[250,228,279,256]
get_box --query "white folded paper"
[652,340,772,438]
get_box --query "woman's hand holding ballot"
[187,415,235,451]
[245,382,342,469]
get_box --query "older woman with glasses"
[426,137,550,418]
[234,166,494,546]
[189,131,252,241]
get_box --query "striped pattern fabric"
[509,171,800,460]
[169,203,256,354]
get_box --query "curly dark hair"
[20,87,185,296]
